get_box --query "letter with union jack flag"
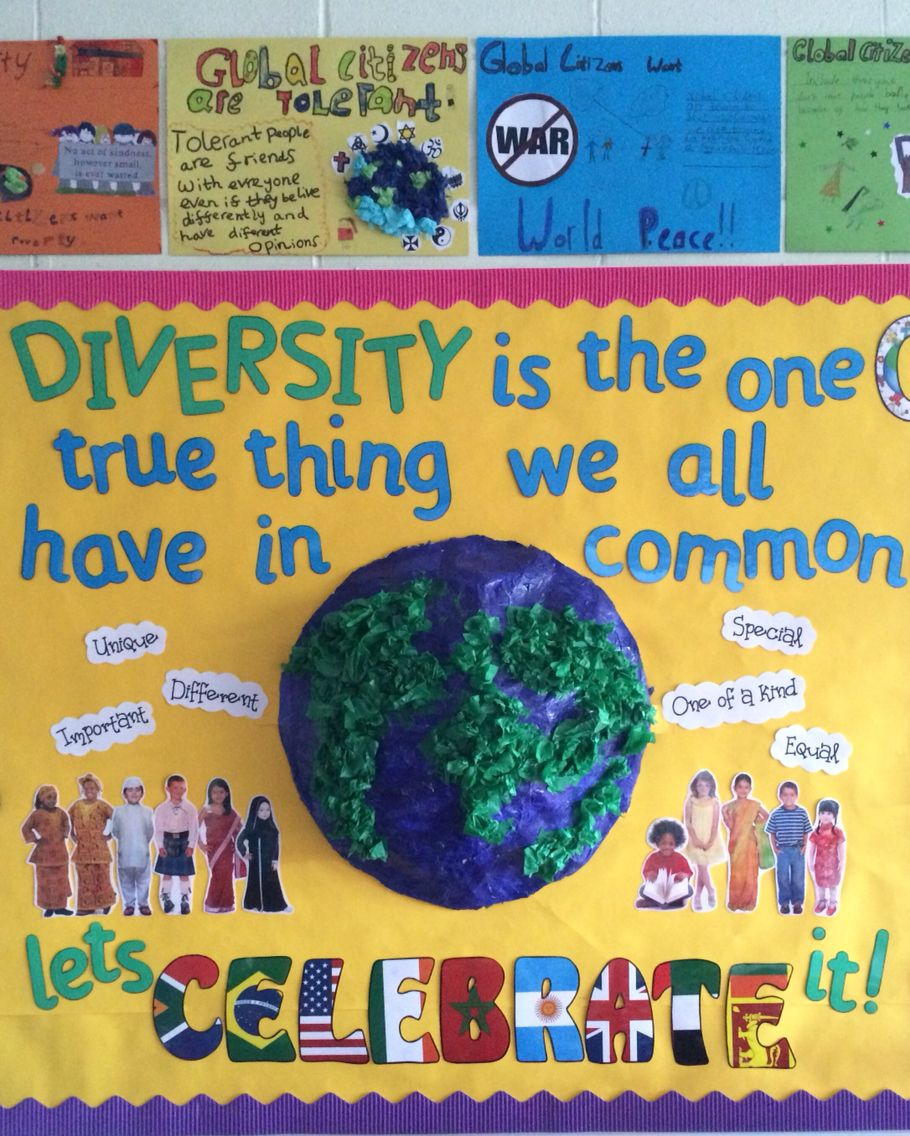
[585,958,654,1063]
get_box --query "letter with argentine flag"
[514,956,583,1062]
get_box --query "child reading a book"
[636,818,694,910]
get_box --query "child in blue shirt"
[765,780,812,914]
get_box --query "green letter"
[25,934,58,1010]
[281,321,331,400]
[362,333,417,413]
[115,315,176,398]
[116,940,154,993]
[10,319,80,402]
[174,334,223,415]
[227,316,276,394]
[419,320,472,400]
[49,947,93,1001]
[83,920,120,983]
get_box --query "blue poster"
[476,37,781,255]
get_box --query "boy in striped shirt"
[766,781,813,914]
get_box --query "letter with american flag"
[298,958,369,1062]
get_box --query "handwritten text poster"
[476,36,780,255]
[786,37,910,251]
[166,38,470,257]
[0,39,160,255]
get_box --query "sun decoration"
[535,995,563,1022]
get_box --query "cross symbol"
[332,151,351,173]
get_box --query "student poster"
[0,38,160,255]
[165,38,470,257]
[0,267,908,1134]
[786,36,910,251]
[475,37,780,255]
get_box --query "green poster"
[786,36,910,250]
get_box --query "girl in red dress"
[808,798,846,916]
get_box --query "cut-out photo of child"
[21,785,72,917]
[237,796,291,913]
[68,773,116,916]
[198,777,243,914]
[635,818,694,910]
[765,779,813,915]
[110,775,154,916]
[153,774,197,915]
[808,798,846,916]
[721,772,769,913]
[683,769,727,911]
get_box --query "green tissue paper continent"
[284,579,654,881]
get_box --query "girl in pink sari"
[198,778,242,914]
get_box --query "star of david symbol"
[398,123,416,142]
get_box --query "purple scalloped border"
[2,1090,909,1135]
[1,265,910,310]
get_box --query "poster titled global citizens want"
[476,37,780,255]
[0,267,908,1134]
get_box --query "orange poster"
[0,39,160,255]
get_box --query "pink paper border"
[0,265,909,310]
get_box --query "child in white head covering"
[110,776,155,915]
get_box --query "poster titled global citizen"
[0,266,908,1135]
[476,36,781,255]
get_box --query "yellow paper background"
[166,39,470,256]
[0,292,907,1105]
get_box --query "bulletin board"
[1,266,908,1133]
